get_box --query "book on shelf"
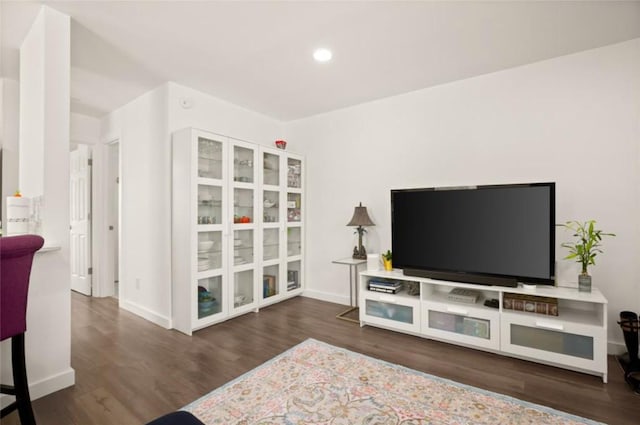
[503,293,558,316]
[263,275,277,297]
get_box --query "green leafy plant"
[382,250,392,261]
[558,220,615,275]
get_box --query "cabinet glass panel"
[233,229,253,266]
[287,260,301,292]
[234,188,254,223]
[263,228,279,261]
[197,276,222,319]
[197,185,222,225]
[287,158,302,188]
[263,265,279,299]
[263,152,280,186]
[287,227,301,256]
[234,270,254,308]
[263,190,279,223]
[197,137,223,179]
[197,232,222,271]
[233,146,254,183]
[429,311,490,340]
[287,193,301,222]
[365,300,413,324]
[510,324,594,360]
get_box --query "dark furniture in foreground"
[0,235,45,425]
[145,411,204,425]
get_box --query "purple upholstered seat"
[0,234,44,425]
[1,235,44,341]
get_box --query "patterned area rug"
[184,339,603,425]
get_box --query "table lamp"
[347,202,375,260]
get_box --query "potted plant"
[381,250,393,271]
[558,220,615,292]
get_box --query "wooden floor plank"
[2,293,638,424]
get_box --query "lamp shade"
[347,202,375,227]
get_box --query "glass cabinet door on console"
[420,283,501,350]
[360,276,421,334]
[500,289,608,380]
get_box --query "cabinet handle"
[379,295,396,303]
[446,306,468,316]
[535,320,564,331]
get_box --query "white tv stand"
[359,270,608,382]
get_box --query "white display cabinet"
[258,147,304,306]
[172,129,304,335]
[359,270,608,382]
[173,129,229,334]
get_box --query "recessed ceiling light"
[313,48,332,63]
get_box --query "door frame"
[92,138,121,298]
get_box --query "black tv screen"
[391,183,555,287]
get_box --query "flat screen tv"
[391,182,555,287]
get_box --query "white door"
[70,145,92,295]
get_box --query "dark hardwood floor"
[4,293,638,425]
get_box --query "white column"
[1,5,75,404]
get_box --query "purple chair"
[1,235,44,425]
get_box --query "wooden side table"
[332,257,367,323]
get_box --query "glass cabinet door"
[197,276,223,319]
[287,193,301,223]
[263,190,279,223]
[233,145,255,183]
[198,137,223,180]
[287,260,301,292]
[287,227,301,257]
[234,229,254,266]
[287,157,302,189]
[234,188,254,224]
[263,228,280,261]
[197,185,222,225]
[197,232,223,272]
[263,151,280,186]
[234,270,254,308]
[263,264,280,299]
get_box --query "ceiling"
[2,1,640,121]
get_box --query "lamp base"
[352,245,367,260]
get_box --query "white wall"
[167,82,284,145]
[1,78,20,229]
[285,39,640,346]
[99,82,284,327]
[1,6,74,404]
[70,112,100,146]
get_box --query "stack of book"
[503,293,558,316]
[368,279,403,294]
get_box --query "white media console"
[359,270,608,382]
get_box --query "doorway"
[70,144,92,295]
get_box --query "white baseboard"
[608,341,626,355]
[0,367,75,408]
[120,299,172,329]
[302,288,349,306]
